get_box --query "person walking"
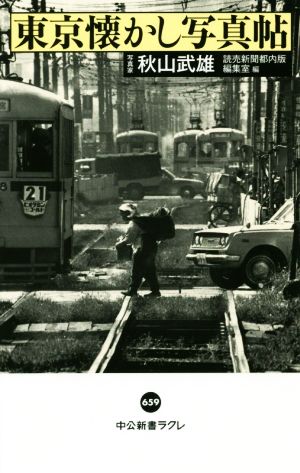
[116,202,161,297]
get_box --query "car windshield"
[163,168,175,179]
[267,199,294,224]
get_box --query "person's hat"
[119,203,138,218]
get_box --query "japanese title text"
[10,12,291,53]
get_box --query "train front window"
[230,141,242,158]
[199,142,212,158]
[131,141,144,153]
[213,142,228,158]
[177,142,188,158]
[17,122,53,173]
[0,124,9,171]
[145,141,155,152]
[119,142,127,153]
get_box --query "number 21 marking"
[24,186,46,201]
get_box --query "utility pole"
[31,0,41,87]
[72,53,82,160]
[234,78,241,129]
[42,53,50,90]
[73,53,82,124]
[181,0,189,11]
[105,54,114,152]
[253,75,262,200]
[262,0,276,215]
[40,0,49,90]
[224,78,234,127]
[279,0,299,197]
[247,77,253,141]
[51,53,60,93]
[62,53,69,100]
[96,53,106,152]
[252,0,263,201]
[0,1,14,77]
[116,2,126,132]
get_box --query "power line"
[11,0,256,12]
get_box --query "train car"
[195,127,245,174]
[115,130,159,154]
[173,129,201,176]
[0,79,74,281]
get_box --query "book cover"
[0,1,300,472]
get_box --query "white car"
[186,199,294,289]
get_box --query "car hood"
[194,225,243,235]
[174,177,204,186]
[194,222,292,235]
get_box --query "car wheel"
[209,268,244,290]
[126,184,144,200]
[244,253,277,289]
[180,187,195,199]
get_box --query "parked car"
[186,198,294,289]
[156,168,206,199]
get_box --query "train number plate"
[21,185,48,217]
[196,253,207,264]
[23,185,47,201]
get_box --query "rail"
[225,290,250,373]
[0,292,32,334]
[89,295,132,373]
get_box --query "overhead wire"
[11,0,257,12]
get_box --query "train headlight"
[219,235,229,246]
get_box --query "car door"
[157,170,173,195]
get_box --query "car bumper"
[186,252,241,267]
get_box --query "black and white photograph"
[0,1,300,472]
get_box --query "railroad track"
[0,291,113,372]
[89,291,250,374]
[0,289,249,373]
[0,292,32,337]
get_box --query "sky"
[10,0,255,13]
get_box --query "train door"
[0,122,12,252]
[59,105,74,267]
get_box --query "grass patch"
[0,334,105,372]
[98,228,123,247]
[245,326,300,372]
[157,230,210,283]
[157,231,192,270]
[72,249,117,271]
[73,230,103,252]
[13,295,121,324]
[235,292,292,325]
[132,295,226,320]
[72,229,121,270]
[235,272,298,325]
[53,269,131,291]
[235,272,300,372]
[74,197,121,224]
[172,200,209,224]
